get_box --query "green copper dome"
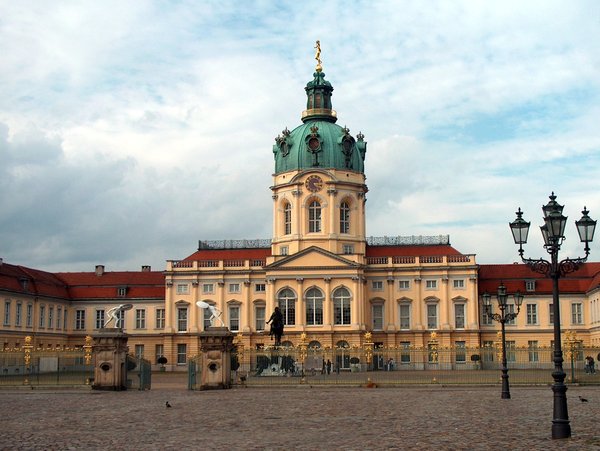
[273,70,367,174]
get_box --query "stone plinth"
[92,329,129,391]
[198,327,234,390]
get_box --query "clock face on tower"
[305,175,324,192]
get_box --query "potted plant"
[350,357,360,372]
[158,356,168,372]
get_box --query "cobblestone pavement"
[1,374,599,450]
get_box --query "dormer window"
[117,287,127,297]
[525,280,536,292]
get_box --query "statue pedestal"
[92,328,129,391]
[198,327,234,390]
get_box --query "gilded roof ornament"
[315,40,322,72]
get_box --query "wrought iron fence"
[227,345,600,387]
[126,355,152,390]
[0,338,93,387]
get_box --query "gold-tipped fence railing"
[0,336,94,387]
[226,344,600,387]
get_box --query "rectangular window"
[453,279,465,289]
[455,304,465,329]
[155,308,165,329]
[427,304,438,329]
[371,281,384,291]
[525,280,536,291]
[284,204,292,235]
[202,283,214,294]
[482,341,494,362]
[505,304,516,325]
[228,283,240,293]
[549,303,554,325]
[39,305,46,328]
[135,309,146,329]
[372,304,384,330]
[63,309,68,331]
[229,305,240,331]
[482,304,493,325]
[425,280,437,289]
[176,283,189,295]
[506,341,516,362]
[399,304,411,330]
[26,304,33,327]
[16,303,22,327]
[56,307,62,330]
[3,301,10,326]
[203,307,213,330]
[95,310,105,329]
[281,246,289,256]
[255,283,266,293]
[342,244,354,254]
[155,344,164,364]
[48,307,54,329]
[399,280,410,290]
[255,305,266,331]
[571,303,583,324]
[528,340,539,362]
[135,344,144,359]
[177,343,187,364]
[400,342,411,363]
[177,308,188,332]
[526,304,538,325]
[455,341,466,363]
[75,310,86,330]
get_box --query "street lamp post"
[482,284,523,399]
[509,192,596,440]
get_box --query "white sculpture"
[104,304,133,328]
[196,301,225,327]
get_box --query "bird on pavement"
[166,401,172,408]
[579,396,589,403]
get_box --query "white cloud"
[1,0,599,270]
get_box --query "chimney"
[141,265,151,272]
[95,265,105,276]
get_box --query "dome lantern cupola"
[272,41,367,175]
[302,40,337,123]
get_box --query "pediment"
[265,246,361,270]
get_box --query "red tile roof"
[0,263,70,299]
[56,271,165,300]
[478,262,600,295]
[365,245,463,257]
[184,248,271,261]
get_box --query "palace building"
[1,56,599,370]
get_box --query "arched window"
[340,201,350,234]
[277,288,296,326]
[283,202,292,235]
[333,287,351,325]
[308,200,321,233]
[305,287,324,325]
[336,340,350,370]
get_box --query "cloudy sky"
[1,1,599,272]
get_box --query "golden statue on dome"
[315,40,322,72]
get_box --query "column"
[165,281,174,334]
[386,277,395,331]
[323,277,332,329]
[352,276,361,329]
[296,278,304,329]
[217,281,225,328]
[414,278,423,330]
[190,281,199,333]
[468,276,479,329]
[244,280,252,332]
[441,277,450,330]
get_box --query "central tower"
[270,43,368,258]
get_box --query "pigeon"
[579,396,588,403]
[166,401,172,408]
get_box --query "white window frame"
[3,301,10,326]
[426,304,438,330]
[340,201,350,234]
[177,343,187,365]
[372,303,384,330]
[135,309,146,329]
[399,280,410,290]
[75,309,86,330]
[255,283,266,293]
[425,280,437,290]
[308,200,322,233]
[526,304,538,325]
[176,283,189,295]
[305,288,324,326]
[371,280,384,292]
[284,202,292,235]
[39,305,46,328]
[333,287,351,325]
[177,307,188,332]
[202,283,214,294]
[228,305,240,331]
[156,308,165,329]
[95,310,105,329]
[453,279,465,289]
[228,283,241,294]
[16,303,22,327]
[399,304,411,330]
[571,303,583,325]
[255,304,266,331]
[454,304,465,329]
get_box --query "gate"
[126,355,152,390]
[0,336,93,387]
[188,355,202,390]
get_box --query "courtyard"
[1,373,599,450]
